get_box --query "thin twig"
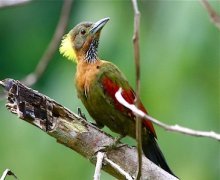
[0,169,17,180]
[94,152,105,180]
[22,0,73,86]
[104,157,133,180]
[0,0,30,8]
[131,0,142,179]
[200,0,220,30]
[115,88,220,141]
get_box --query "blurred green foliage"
[0,1,219,179]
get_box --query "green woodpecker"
[60,17,175,176]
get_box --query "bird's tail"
[142,133,176,177]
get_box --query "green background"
[0,0,219,179]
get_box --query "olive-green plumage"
[60,17,175,176]
[76,61,137,136]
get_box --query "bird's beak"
[90,17,110,35]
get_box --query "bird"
[59,17,175,176]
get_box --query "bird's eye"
[80,29,86,35]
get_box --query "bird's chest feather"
[75,61,102,100]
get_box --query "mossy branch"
[0,79,177,180]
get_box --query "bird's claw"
[102,143,126,152]
[77,107,87,120]
[95,135,126,154]
[96,143,126,155]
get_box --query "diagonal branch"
[0,79,178,180]
[22,0,73,86]
[115,88,220,141]
[200,0,220,30]
[0,169,17,180]
[104,157,133,180]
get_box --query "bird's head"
[59,17,109,63]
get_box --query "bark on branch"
[0,79,177,180]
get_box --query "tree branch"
[94,152,104,180]
[0,0,31,9]
[131,0,142,178]
[104,156,133,180]
[21,0,73,86]
[0,169,17,180]
[0,79,178,180]
[200,0,220,30]
[115,88,220,141]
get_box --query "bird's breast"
[75,60,103,98]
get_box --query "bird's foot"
[97,135,126,153]
[77,108,105,129]
[77,107,87,120]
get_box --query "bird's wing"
[98,62,156,137]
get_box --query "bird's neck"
[84,39,99,63]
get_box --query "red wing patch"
[101,77,156,137]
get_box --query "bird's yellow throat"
[59,33,76,62]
